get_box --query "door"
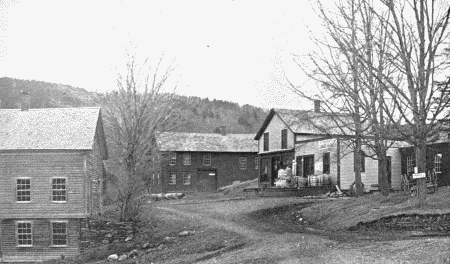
[296,156,303,176]
[271,156,281,185]
[303,155,315,176]
[197,170,217,192]
[260,157,270,183]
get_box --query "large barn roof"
[156,132,258,153]
[0,107,107,156]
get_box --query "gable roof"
[156,132,258,152]
[0,107,108,157]
[255,108,352,140]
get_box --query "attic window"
[263,132,269,151]
[281,129,287,149]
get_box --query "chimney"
[219,126,227,136]
[314,100,321,113]
[20,90,31,111]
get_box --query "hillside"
[0,77,267,134]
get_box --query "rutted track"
[150,197,450,264]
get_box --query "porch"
[256,185,335,197]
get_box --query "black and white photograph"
[1,0,450,263]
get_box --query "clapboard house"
[0,103,108,262]
[149,130,258,193]
[254,106,403,191]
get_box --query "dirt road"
[151,197,450,264]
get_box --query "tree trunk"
[354,136,363,196]
[378,153,389,196]
[416,141,427,206]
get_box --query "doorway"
[303,155,315,176]
[271,156,281,185]
[197,170,217,192]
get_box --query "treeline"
[0,77,267,133]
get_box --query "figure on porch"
[275,161,293,188]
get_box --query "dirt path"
[156,206,265,240]
[151,197,450,264]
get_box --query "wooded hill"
[0,77,268,134]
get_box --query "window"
[169,153,177,166]
[16,221,32,246]
[255,157,259,170]
[296,156,303,176]
[168,172,176,185]
[263,132,269,151]
[407,155,415,174]
[16,178,31,202]
[183,153,191,166]
[51,221,68,246]
[323,153,330,174]
[183,172,192,185]
[354,151,366,173]
[152,173,155,186]
[281,129,287,149]
[239,157,247,170]
[435,153,442,174]
[203,153,212,166]
[52,178,67,202]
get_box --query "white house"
[254,106,403,191]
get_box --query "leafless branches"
[102,51,179,221]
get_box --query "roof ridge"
[0,107,100,111]
[160,132,255,136]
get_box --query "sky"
[0,0,323,110]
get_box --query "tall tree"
[290,0,398,196]
[364,0,450,205]
[102,52,179,221]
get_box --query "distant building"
[254,106,404,191]
[399,130,450,186]
[149,130,258,193]
[0,106,108,262]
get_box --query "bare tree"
[362,0,450,206]
[102,52,179,221]
[290,0,398,196]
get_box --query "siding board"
[0,152,87,218]
[1,218,80,262]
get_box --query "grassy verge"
[301,187,450,231]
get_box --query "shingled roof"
[255,108,353,140]
[0,107,107,156]
[156,132,258,152]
